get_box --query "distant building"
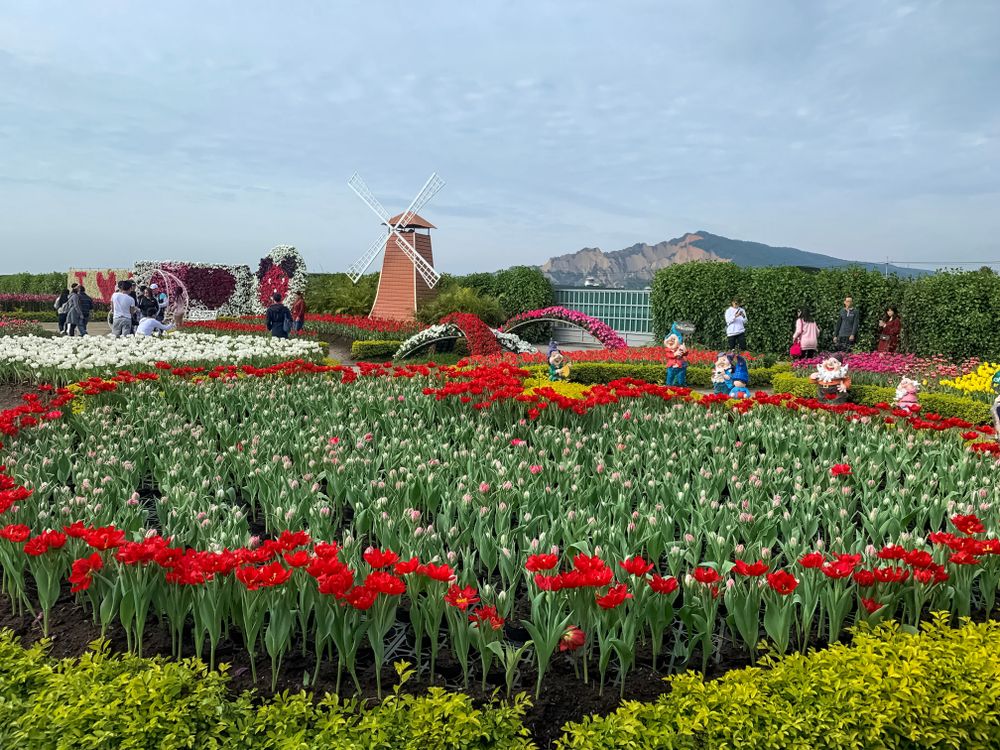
[583,276,601,287]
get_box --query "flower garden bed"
[1,358,999,745]
[0,333,325,385]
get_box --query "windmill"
[347,172,445,320]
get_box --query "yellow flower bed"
[522,377,593,400]
[940,362,1000,395]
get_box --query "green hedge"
[567,362,790,389]
[900,268,1000,360]
[5,619,1000,749]
[771,372,993,424]
[0,633,532,749]
[651,263,904,355]
[351,340,403,361]
[0,272,66,295]
[305,273,379,316]
[558,616,1000,749]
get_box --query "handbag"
[282,310,292,334]
[789,341,802,358]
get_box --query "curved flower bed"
[0,360,999,702]
[440,313,502,356]
[394,315,535,359]
[500,306,627,350]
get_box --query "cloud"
[1,0,999,272]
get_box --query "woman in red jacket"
[877,306,901,352]
[291,292,307,335]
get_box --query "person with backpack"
[792,308,820,359]
[54,289,70,334]
[266,293,292,338]
[76,284,94,335]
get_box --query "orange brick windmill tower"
[346,172,444,320]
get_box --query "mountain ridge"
[539,231,924,287]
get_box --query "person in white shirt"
[110,283,138,337]
[724,299,748,351]
[136,313,175,336]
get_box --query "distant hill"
[539,231,925,288]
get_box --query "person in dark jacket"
[266,293,292,338]
[833,297,859,351]
[138,287,159,320]
[76,285,94,335]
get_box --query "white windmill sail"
[346,172,444,287]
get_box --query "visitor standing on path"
[291,292,306,335]
[266,293,292,338]
[725,299,747,351]
[153,284,168,321]
[877,307,901,353]
[110,284,138,337]
[833,297,859,351]
[65,286,83,336]
[76,284,93,335]
[792,308,820,359]
[54,289,70,334]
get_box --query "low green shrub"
[771,373,993,424]
[351,340,403,361]
[0,633,533,750]
[558,616,1000,749]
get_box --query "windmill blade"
[394,172,445,230]
[389,226,442,288]
[346,230,390,283]
[347,172,392,223]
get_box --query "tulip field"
[1,354,999,711]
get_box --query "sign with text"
[67,269,133,303]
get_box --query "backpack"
[282,308,292,334]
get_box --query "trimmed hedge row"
[651,262,1000,360]
[351,340,403,361]
[557,616,1000,749]
[4,618,1000,749]
[771,372,993,424]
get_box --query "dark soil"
[0,587,766,747]
[0,384,26,413]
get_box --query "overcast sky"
[1,0,998,274]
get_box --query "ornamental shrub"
[417,287,506,326]
[305,273,379,316]
[351,340,404,361]
[557,616,1000,750]
[901,268,1000,359]
[650,262,998,360]
[0,272,65,295]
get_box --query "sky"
[1,0,998,274]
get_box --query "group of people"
[725,297,904,358]
[54,284,94,336]
[109,280,174,337]
[264,292,306,338]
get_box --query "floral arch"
[394,313,537,359]
[499,306,627,350]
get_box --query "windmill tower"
[346,172,444,320]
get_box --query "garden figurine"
[548,341,571,381]
[711,352,733,394]
[810,353,851,404]
[663,323,688,386]
[893,377,920,413]
[728,351,751,399]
